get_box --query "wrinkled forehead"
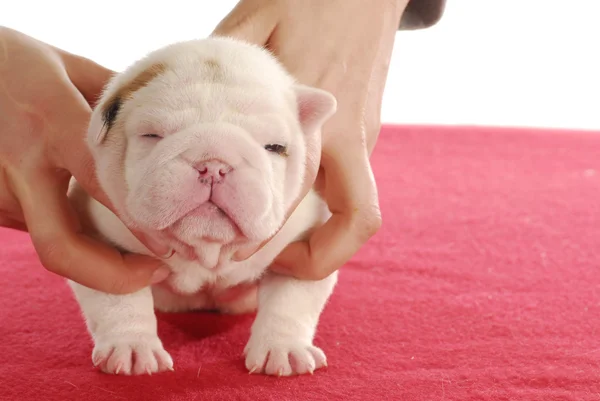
[100,57,298,138]
[144,69,292,119]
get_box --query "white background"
[3,0,599,130]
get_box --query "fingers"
[67,151,175,259]
[271,142,382,280]
[0,216,27,232]
[57,125,173,259]
[212,0,278,45]
[9,167,170,295]
[58,141,174,260]
[51,70,174,260]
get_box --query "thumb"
[8,166,170,294]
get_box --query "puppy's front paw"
[92,333,174,375]
[244,334,327,376]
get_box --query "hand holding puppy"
[214,0,410,279]
[0,0,407,292]
[0,27,171,294]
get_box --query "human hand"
[0,27,172,294]
[213,0,408,279]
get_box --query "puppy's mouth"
[186,201,229,219]
[182,201,244,237]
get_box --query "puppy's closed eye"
[142,134,163,139]
[264,144,288,157]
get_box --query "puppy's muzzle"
[195,159,232,185]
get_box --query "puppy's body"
[67,37,338,377]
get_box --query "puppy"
[66,36,339,377]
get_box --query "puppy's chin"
[172,204,241,245]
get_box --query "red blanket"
[2,124,600,401]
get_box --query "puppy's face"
[87,37,336,250]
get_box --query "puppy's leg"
[68,281,173,375]
[243,271,338,376]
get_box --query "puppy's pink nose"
[195,160,232,182]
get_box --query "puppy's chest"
[152,256,265,313]
[162,255,264,296]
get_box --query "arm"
[0,27,170,294]
[213,0,426,280]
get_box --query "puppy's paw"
[92,333,174,375]
[243,335,327,376]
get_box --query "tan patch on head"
[118,63,167,102]
[99,63,167,137]
[203,58,224,81]
[205,58,220,70]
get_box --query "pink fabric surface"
[1,124,600,400]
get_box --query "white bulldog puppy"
[67,36,338,377]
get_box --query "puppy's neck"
[184,239,247,270]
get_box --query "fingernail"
[233,246,258,262]
[139,232,173,259]
[150,267,171,284]
[170,242,196,261]
[159,248,175,259]
[183,247,197,261]
[269,263,291,276]
[232,252,247,262]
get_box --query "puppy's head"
[87,37,336,251]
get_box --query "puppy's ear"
[293,84,337,136]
